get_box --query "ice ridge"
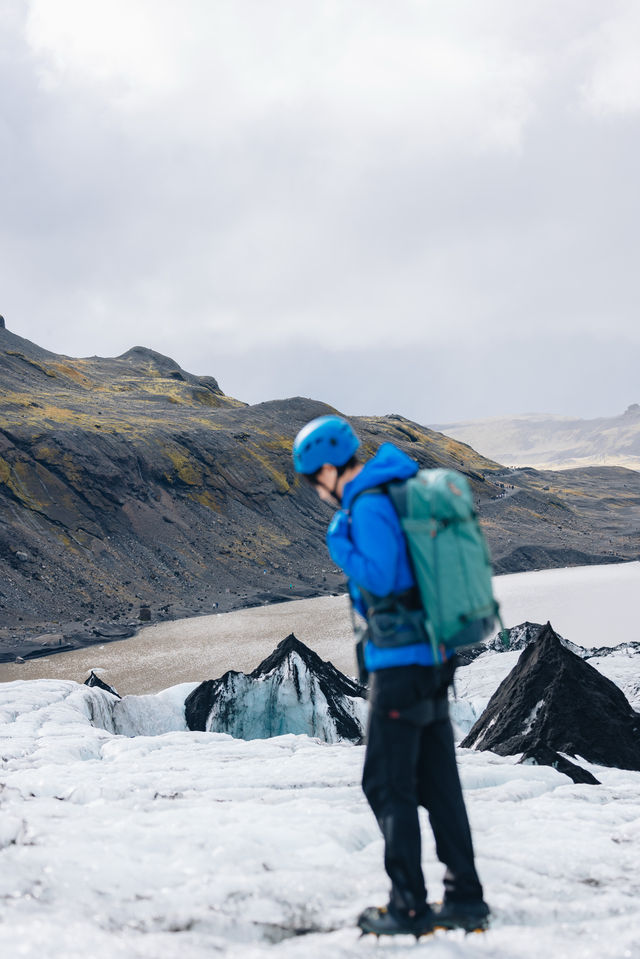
[185,634,367,743]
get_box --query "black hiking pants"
[362,660,483,917]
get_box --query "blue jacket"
[326,443,439,671]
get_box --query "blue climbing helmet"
[292,415,360,475]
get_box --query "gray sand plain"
[1,562,636,695]
[0,595,356,695]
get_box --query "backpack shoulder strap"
[348,480,410,517]
[347,485,385,513]
[384,479,409,519]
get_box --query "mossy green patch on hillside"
[5,351,57,378]
[191,387,222,407]
[189,489,221,511]
[1,459,40,508]
[262,434,295,455]
[162,444,205,486]
[246,447,290,494]
[31,443,85,488]
[50,363,93,387]
[0,457,11,485]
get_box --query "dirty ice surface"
[2,636,640,958]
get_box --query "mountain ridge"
[2,324,639,658]
[432,406,640,470]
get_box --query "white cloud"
[25,0,180,97]
[1,1,638,417]
[581,1,640,116]
[25,0,540,152]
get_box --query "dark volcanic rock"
[91,623,137,640]
[519,743,600,786]
[461,623,640,782]
[492,546,622,575]
[2,326,639,652]
[0,636,76,663]
[84,670,121,698]
[185,634,367,742]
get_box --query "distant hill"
[1,323,639,653]
[432,407,640,471]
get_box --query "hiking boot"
[432,898,490,932]
[357,905,434,939]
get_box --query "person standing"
[292,415,490,939]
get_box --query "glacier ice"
[185,634,367,742]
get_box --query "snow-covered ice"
[1,562,638,956]
[493,561,640,650]
[3,637,640,958]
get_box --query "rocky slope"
[2,324,639,658]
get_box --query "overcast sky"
[1,1,639,423]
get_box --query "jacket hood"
[342,443,418,510]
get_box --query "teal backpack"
[384,468,506,663]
